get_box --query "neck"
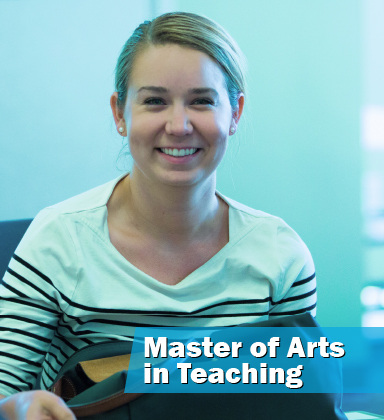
[121,169,223,242]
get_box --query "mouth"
[158,147,199,157]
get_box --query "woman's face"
[118,44,242,189]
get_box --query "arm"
[269,272,317,317]
[0,209,79,395]
[269,220,317,317]
[0,210,79,419]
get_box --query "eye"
[191,97,215,106]
[143,97,166,106]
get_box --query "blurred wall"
[0,0,152,220]
[360,0,384,326]
[1,0,363,327]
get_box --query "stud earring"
[230,127,235,134]
[118,127,124,133]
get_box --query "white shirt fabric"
[0,174,316,395]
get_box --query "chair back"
[0,219,32,277]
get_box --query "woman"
[0,12,316,419]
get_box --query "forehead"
[129,44,228,92]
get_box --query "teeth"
[160,148,197,157]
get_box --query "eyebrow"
[137,86,168,93]
[137,86,218,96]
[188,88,218,96]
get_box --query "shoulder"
[219,192,296,238]
[45,175,126,215]
[220,192,315,298]
[15,175,126,267]
[18,175,125,244]
[9,177,125,300]
[221,191,313,266]
[219,192,278,220]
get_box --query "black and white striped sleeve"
[0,209,78,396]
[269,220,317,318]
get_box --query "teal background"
[1,0,374,327]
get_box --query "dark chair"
[0,219,33,277]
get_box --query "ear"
[110,92,126,136]
[229,93,245,136]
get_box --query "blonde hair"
[115,12,246,111]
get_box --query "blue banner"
[124,326,384,393]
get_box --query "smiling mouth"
[159,147,199,157]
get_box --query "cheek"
[198,110,231,135]
[213,103,233,131]
[210,115,232,141]
[128,114,163,145]
[205,117,229,156]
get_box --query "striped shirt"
[0,175,316,396]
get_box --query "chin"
[159,177,201,188]
[155,171,212,189]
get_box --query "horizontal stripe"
[57,320,101,337]
[0,379,24,392]
[0,351,41,368]
[41,375,48,389]
[61,298,272,318]
[271,287,317,305]
[46,351,63,370]
[13,254,53,286]
[50,343,69,360]
[269,303,317,316]
[0,339,46,356]
[0,296,60,315]
[54,332,79,352]
[123,312,270,320]
[0,280,28,298]
[14,253,272,313]
[44,372,54,384]
[11,255,316,318]
[0,369,34,387]
[43,364,55,382]
[292,273,316,287]
[6,268,58,306]
[0,327,51,344]
[0,315,55,330]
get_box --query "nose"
[165,105,193,136]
